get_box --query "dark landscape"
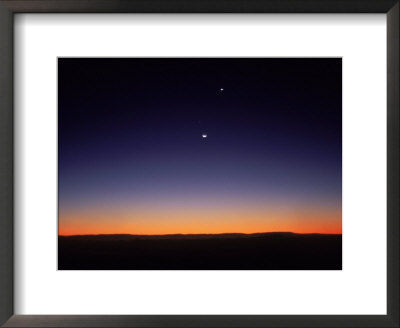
[58,232,342,270]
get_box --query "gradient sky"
[58,58,342,235]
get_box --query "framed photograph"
[0,1,398,327]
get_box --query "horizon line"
[59,231,342,237]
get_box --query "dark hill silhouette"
[58,232,342,270]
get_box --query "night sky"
[58,58,342,236]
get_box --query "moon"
[202,134,207,138]
[220,88,224,91]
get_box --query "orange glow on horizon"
[59,205,342,236]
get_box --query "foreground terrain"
[58,232,342,270]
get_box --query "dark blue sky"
[58,58,342,235]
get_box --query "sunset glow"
[59,204,341,236]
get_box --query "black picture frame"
[0,1,398,327]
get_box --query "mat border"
[0,1,398,327]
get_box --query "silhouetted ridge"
[59,232,339,240]
[58,232,342,270]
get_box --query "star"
[202,134,207,139]
[220,88,224,91]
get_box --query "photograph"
[58,58,342,270]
